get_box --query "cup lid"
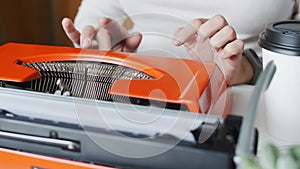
[258,20,300,56]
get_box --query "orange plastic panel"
[0,148,115,169]
[0,43,227,113]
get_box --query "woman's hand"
[173,15,253,85]
[62,17,142,52]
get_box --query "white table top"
[231,85,300,153]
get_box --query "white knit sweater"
[74,0,299,57]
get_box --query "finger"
[198,15,228,38]
[217,39,244,84]
[89,18,113,50]
[220,39,244,59]
[96,27,112,50]
[111,43,124,52]
[173,27,183,46]
[80,25,97,48]
[112,33,142,52]
[99,17,113,26]
[123,32,142,52]
[100,18,129,46]
[210,25,236,49]
[62,18,81,46]
[173,19,205,46]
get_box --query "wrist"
[230,56,253,85]
[243,48,262,85]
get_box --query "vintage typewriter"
[0,43,243,169]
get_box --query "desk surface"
[231,85,300,153]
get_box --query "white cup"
[259,20,300,143]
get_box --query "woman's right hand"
[173,15,250,85]
[62,17,142,52]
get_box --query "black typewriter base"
[0,109,257,169]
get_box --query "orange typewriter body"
[0,43,230,114]
[0,148,115,169]
[0,43,232,169]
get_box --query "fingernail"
[82,38,91,48]
[173,39,182,46]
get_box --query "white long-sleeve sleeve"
[74,0,126,32]
[72,0,297,58]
